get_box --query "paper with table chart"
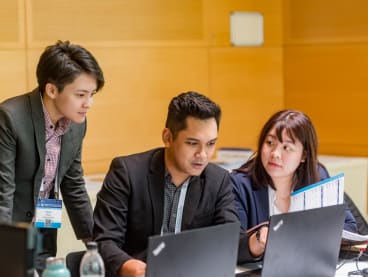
[288,173,344,212]
[342,229,368,243]
[268,173,368,244]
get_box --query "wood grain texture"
[284,0,368,156]
[28,0,203,44]
[210,47,284,150]
[1,0,284,174]
[284,0,368,44]
[0,0,25,47]
[0,51,27,100]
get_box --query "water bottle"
[79,241,105,277]
[42,257,71,277]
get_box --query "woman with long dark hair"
[231,110,357,258]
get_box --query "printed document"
[289,173,344,213]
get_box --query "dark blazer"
[231,164,357,236]
[93,147,242,276]
[0,89,93,239]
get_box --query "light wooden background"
[283,0,368,157]
[1,0,368,175]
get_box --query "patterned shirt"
[162,172,183,233]
[39,95,70,199]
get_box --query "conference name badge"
[34,199,62,228]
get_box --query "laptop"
[146,222,240,277]
[237,204,346,277]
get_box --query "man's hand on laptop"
[249,226,268,257]
[119,259,146,277]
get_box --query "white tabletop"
[236,260,368,276]
[336,259,368,276]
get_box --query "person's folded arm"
[93,158,135,276]
[0,108,17,223]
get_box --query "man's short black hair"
[165,91,221,138]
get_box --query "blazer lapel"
[58,127,76,184]
[29,89,46,161]
[253,188,270,223]
[29,89,46,197]
[147,149,166,234]
[181,176,202,229]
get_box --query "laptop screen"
[146,222,240,277]
[261,204,345,277]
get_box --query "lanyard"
[161,177,190,235]
[39,156,60,200]
[39,170,59,200]
[174,178,189,234]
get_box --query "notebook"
[146,222,240,277]
[237,204,346,277]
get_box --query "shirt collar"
[40,92,71,136]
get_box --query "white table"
[335,259,368,276]
[319,155,368,220]
[236,259,368,276]
[57,174,103,258]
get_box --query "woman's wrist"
[249,229,265,257]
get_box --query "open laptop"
[146,221,240,277]
[237,204,346,277]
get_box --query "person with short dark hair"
[0,40,105,273]
[93,91,241,277]
[231,110,357,261]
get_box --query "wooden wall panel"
[0,0,25,49]
[0,0,22,45]
[284,0,368,156]
[0,0,284,174]
[0,51,27,100]
[284,0,368,44]
[25,47,42,91]
[284,45,368,156]
[79,47,209,174]
[204,0,284,152]
[28,0,203,45]
[210,47,284,150]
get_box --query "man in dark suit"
[0,40,104,273]
[93,92,241,277]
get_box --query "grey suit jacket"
[93,147,241,276]
[0,89,93,239]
